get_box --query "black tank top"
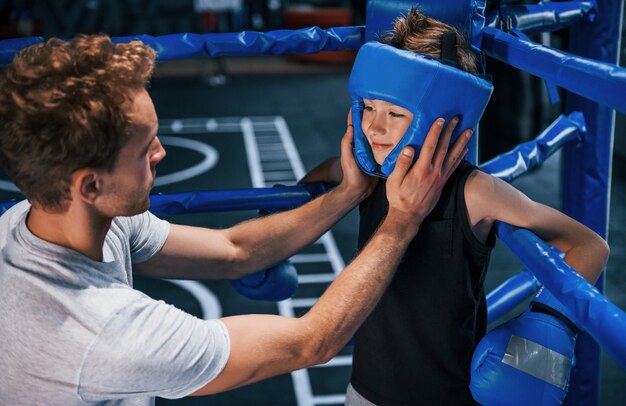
[351,160,495,406]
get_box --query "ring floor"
[0,58,623,405]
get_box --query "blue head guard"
[349,42,494,177]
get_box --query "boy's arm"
[298,156,343,185]
[465,170,609,283]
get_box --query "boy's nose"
[366,116,386,137]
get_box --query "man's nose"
[151,138,167,165]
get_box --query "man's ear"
[71,169,101,204]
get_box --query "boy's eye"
[390,111,405,118]
[364,105,374,112]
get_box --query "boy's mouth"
[371,142,393,151]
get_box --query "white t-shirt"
[0,201,230,405]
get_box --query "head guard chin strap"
[349,42,493,177]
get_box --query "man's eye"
[364,105,374,111]
[390,112,405,118]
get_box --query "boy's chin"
[372,154,387,166]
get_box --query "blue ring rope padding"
[0,26,365,64]
[508,28,561,105]
[0,183,330,215]
[4,25,624,121]
[482,26,626,115]
[479,112,585,182]
[496,221,626,371]
[148,182,330,217]
[485,1,596,34]
[0,199,20,216]
[486,269,541,324]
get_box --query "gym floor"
[0,56,624,405]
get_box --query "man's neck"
[26,203,113,262]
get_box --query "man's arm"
[135,123,376,280]
[190,118,472,395]
[465,171,609,283]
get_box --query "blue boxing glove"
[230,259,298,301]
[470,286,580,406]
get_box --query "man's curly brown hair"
[381,8,479,75]
[0,34,156,211]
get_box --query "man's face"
[96,88,166,217]
[361,99,413,165]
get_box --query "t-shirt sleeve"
[77,295,230,402]
[124,211,170,264]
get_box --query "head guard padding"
[349,42,493,177]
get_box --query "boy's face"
[362,99,413,165]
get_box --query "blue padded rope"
[147,183,330,217]
[496,221,626,371]
[485,1,596,34]
[486,269,541,324]
[482,26,626,115]
[480,112,585,183]
[0,26,365,64]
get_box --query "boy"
[300,9,609,405]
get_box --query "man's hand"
[386,117,471,234]
[336,110,378,201]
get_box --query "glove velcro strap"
[530,303,582,334]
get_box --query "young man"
[301,9,609,405]
[0,34,471,404]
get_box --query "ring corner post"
[562,0,625,404]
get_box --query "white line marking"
[163,279,222,320]
[259,151,289,159]
[206,119,218,131]
[256,136,282,142]
[320,233,346,276]
[277,300,316,406]
[263,170,296,177]
[313,355,353,368]
[154,136,219,186]
[260,155,291,162]
[258,144,288,151]
[313,395,346,405]
[241,118,266,187]
[170,120,183,133]
[298,274,335,284]
[291,253,331,263]
[291,298,318,308]
[261,161,294,170]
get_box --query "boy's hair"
[0,34,156,211]
[381,8,479,75]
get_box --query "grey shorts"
[345,383,377,406]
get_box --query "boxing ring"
[0,0,624,404]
